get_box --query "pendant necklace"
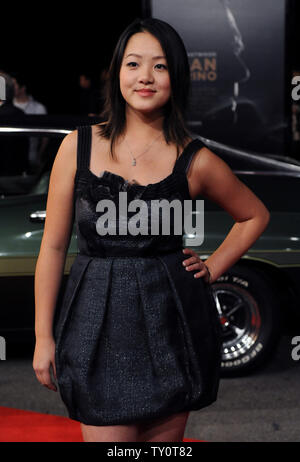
[124,132,163,166]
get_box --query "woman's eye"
[127,62,138,67]
[155,64,167,70]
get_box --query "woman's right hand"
[33,337,57,392]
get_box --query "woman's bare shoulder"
[61,128,78,150]
[189,142,235,191]
[195,143,229,172]
[51,129,78,179]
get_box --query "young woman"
[33,18,270,442]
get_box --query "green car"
[0,120,299,375]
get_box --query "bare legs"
[80,411,190,442]
[137,411,190,442]
[80,422,139,442]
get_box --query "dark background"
[1,0,300,149]
[0,0,300,113]
[0,1,144,114]
[292,0,300,71]
[1,1,300,112]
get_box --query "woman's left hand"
[182,248,211,283]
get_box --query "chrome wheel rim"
[211,283,262,362]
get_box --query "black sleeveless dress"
[53,125,222,426]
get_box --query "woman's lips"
[135,89,156,96]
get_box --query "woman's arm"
[33,130,77,390]
[189,147,270,284]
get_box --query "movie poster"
[150,0,288,154]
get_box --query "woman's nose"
[138,66,154,84]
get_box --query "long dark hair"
[97,17,191,159]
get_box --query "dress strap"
[173,138,207,175]
[76,125,92,172]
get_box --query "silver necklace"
[124,132,163,166]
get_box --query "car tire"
[210,264,282,376]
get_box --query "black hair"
[97,17,191,159]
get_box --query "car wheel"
[210,264,282,376]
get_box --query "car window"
[0,132,65,196]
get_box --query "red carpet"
[0,407,203,442]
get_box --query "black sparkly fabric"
[53,125,222,426]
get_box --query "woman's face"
[119,31,171,116]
